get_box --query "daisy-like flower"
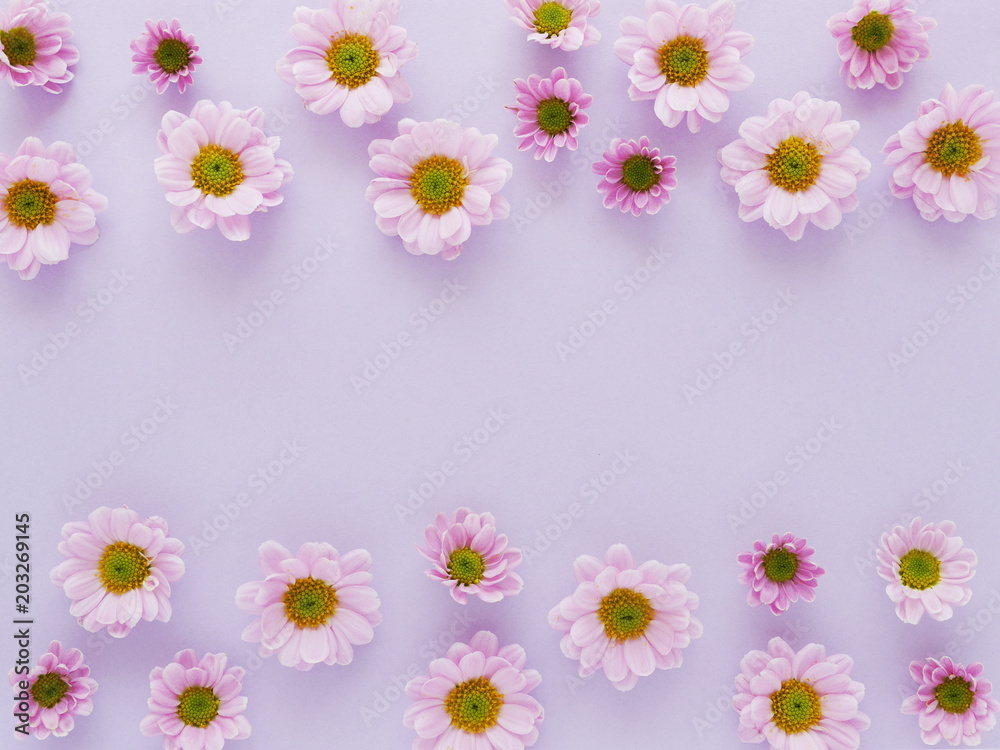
[365,118,513,259]
[8,641,97,739]
[592,136,677,216]
[548,543,703,692]
[503,0,600,51]
[140,649,250,750]
[883,84,1000,223]
[510,67,592,162]
[902,656,999,747]
[718,91,871,240]
[235,540,382,671]
[0,0,78,93]
[415,508,523,605]
[0,137,107,280]
[50,506,185,638]
[733,637,870,750]
[827,0,935,90]
[130,19,202,95]
[154,100,293,241]
[614,1,753,133]
[738,533,825,615]
[403,630,543,750]
[876,517,977,624]
[275,0,417,128]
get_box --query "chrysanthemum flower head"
[130,19,202,94]
[503,0,600,51]
[883,84,1000,223]
[876,517,976,624]
[510,67,592,163]
[140,649,250,750]
[592,136,677,216]
[902,656,999,747]
[404,630,543,749]
[548,543,703,691]
[827,0,935,90]
[614,0,753,133]
[738,533,825,615]
[50,506,185,638]
[7,641,97,739]
[0,0,78,93]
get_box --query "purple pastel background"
[2,0,1000,747]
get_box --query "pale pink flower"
[0,0,78,93]
[50,506,185,639]
[8,641,97,739]
[276,0,417,127]
[902,656,999,747]
[592,136,677,216]
[235,541,382,671]
[503,0,600,51]
[403,630,543,750]
[883,84,1000,223]
[738,533,825,615]
[130,19,202,94]
[139,649,250,750]
[876,517,976,624]
[511,67,591,162]
[548,543,703,691]
[827,0,935,90]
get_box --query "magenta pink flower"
[154,100,293,241]
[827,0,935,90]
[139,649,250,750]
[876,517,977,624]
[503,0,600,51]
[50,506,185,639]
[593,136,677,216]
[130,19,202,95]
[416,508,523,605]
[235,541,382,671]
[404,630,543,750]
[365,118,513,259]
[883,84,1000,223]
[8,641,97,739]
[548,543,702,692]
[902,656,999,747]
[276,0,417,128]
[738,533,825,615]
[0,0,78,93]
[614,0,753,133]
[0,136,107,280]
[511,67,592,162]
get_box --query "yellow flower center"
[98,542,151,594]
[767,136,822,192]
[325,32,380,89]
[409,155,469,215]
[444,677,504,733]
[176,686,220,728]
[925,121,983,178]
[447,548,486,586]
[3,179,58,230]
[898,549,941,590]
[283,576,339,628]
[154,38,192,75]
[658,36,709,87]
[0,27,36,67]
[533,2,573,37]
[191,144,245,198]
[851,11,895,52]
[597,587,655,641]
[30,673,69,709]
[771,679,822,733]
[935,676,976,714]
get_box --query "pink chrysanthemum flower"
[592,136,677,217]
[0,0,78,93]
[415,508,524,605]
[276,0,417,128]
[0,136,107,281]
[8,641,97,739]
[614,0,753,133]
[235,541,382,671]
[883,84,1000,223]
[827,0,935,90]
[403,630,543,750]
[733,637,870,750]
[876,517,977,624]
[365,118,513,260]
[153,100,293,241]
[511,67,592,162]
[902,656,999,747]
[130,19,202,95]
[139,649,250,750]
[737,533,825,615]
[718,91,871,240]
[548,543,703,692]
[503,0,600,51]
[50,506,185,639]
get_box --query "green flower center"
[3,179,58,230]
[658,35,709,87]
[154,38,192,75]
[98,542,151,594]
[767,136,822,193]
[536,97,573,136]
[191,144,244,198]
[447,547,486,586]
[0,27,36,67]
[444,677,503,734]
[935,676,976,714]
[176,686,220,728]
[533,2,573,37]
[898,549,941,590]
[597,587,655,642]
[30,673,69,709]
[325,32,379,89]
[925,120,983,178]
[851,11,895,52]
[283,576,338,628]
[762,548,800,583]
[409,155,469,215]
[771,679,822,734]
[621,154,660,193]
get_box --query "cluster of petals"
[592,136,677,216]
[737,532,825,615]
[7,641,97,739]
[902,656,999,747]
[503,0,601,51]
[130,18,202,94]
[0,0,78,93]
[511,67,592,162]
